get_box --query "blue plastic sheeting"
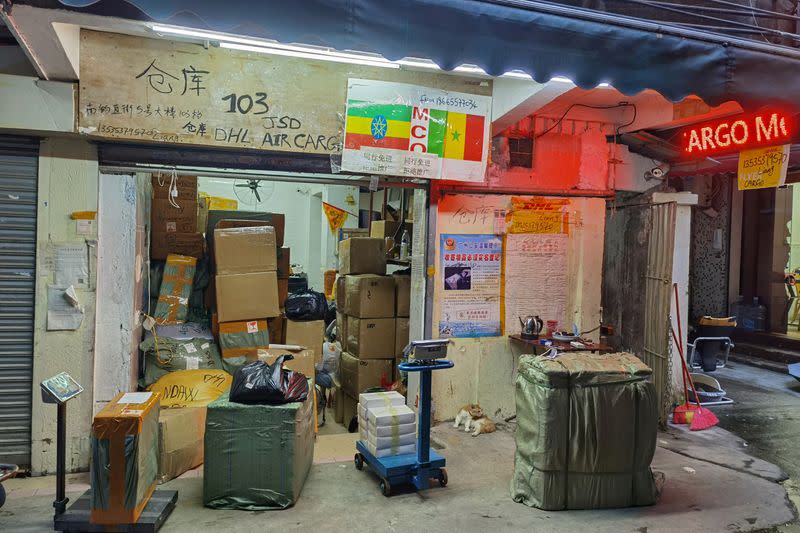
[38,0,800,107]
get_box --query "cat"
[453,403,497,437]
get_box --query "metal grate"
[0,136,39,468]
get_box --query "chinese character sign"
[341,79,492,182]
[439,234,502,338]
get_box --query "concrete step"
[727,352,788,374]
[732,330,800,351]
[731,341,800,365]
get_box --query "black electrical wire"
[648,1,800,21]
[535,102,637,139]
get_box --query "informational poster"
[341,79,492,182]
[738,144,790,190]
[439,234,502,337]
[504,233,569,335]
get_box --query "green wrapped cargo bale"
[138,336,223,388]
[203,389,314,510]
[511,352,658,510]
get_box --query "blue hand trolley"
[355,340,453,496]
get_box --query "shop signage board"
[679,109,795,159]
[737,144,790,190]
[439,234,502,337]
[341,79,492,182]
[78,30,491,157]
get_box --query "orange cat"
[453,403,496,437]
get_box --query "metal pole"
[54,402,68,517]
[418,369,431,465]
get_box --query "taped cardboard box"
[278,247,291,278]
[394,275,411,317]
[216,271,280,322]
[151,232,205,261]
[395,318,409,357]
[91,391,160,525]
[206,211,286,256]
[335,275,346,309]
[152,174,197,199]
[338,237,386,275]
[152,198,197,235]
[347,317,395,359]
[203,390,314,510]
[343,275,395,318]
[258,348,315,381]
[268,315,286,345]
[214,226,277,274]
[278,278,289,308]
[218,319,270,359]
[285,320,325,364]
[154,254,197,324]
[340,351,393,397]
[336,312,347,345]
[157,407,207,484]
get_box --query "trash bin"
[694,316,736,372]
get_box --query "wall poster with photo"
[438,234,502,338]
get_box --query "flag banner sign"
[341,79,492,182]
[737,144,790,190]
[322,202,349,234]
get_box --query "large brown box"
[267,315,286,344]
[151,232,204,260]
[338,238,386,275]
[285,320,325,364]
[214,226,277,274]
[395,317,409,357]
[152,198,197,235]
[152,174,197,199]
[278,278,289,308]
[157,407,206,484]
[335,275,347,309]
[336,312,347,345]
[258,348,315,380]
[343,274,395,318]
[346,317,395,359]
[207,211,286,248]
[277,247,291,278]
[340,351,393,397]
[394,275,411,317]
[216,271,280,321]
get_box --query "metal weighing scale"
[354,339,453,496]
[40,372,177,533]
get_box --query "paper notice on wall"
[439,234,502,338]
[54,244,89,287]
[47,286,84,330]
[504,233,568,335]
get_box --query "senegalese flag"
[345,101,485,162]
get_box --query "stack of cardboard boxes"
[335,237,411,426]
[150,174,205,260]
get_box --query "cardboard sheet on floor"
[203,389,314,510]
[511,352,658,510]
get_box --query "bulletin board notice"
[438,234,502,338]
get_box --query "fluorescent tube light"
[220,42,399,69]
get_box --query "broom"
[672,284,719,431]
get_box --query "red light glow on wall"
[679,110,795,158]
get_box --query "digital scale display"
[41,372,83,404]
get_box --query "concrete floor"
[2,363,798,532]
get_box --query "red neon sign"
[679,110,795,158]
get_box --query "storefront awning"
[25,0,800,108]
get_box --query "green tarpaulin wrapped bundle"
[512,352,658,510]
[203,389,315,510]
[138,336,223,388]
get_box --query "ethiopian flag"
[345,100,485,162]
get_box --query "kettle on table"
[519,315,544,340]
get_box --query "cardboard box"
[277,247,291,278]
[342,392,358,429]
[151,232,204,260]
[338,237,386,275]
[335,275,347,309]
[347,317,396,358]
[257,347,315,380]
[395,317,409,357]
[336,312,347,345]
[152,198,197,235]
[152,174,197,199]
[340,351,393,397]
[394,275,411,317]
[216,271,280,321]
[370,220,401,239]
[91,391,160,525]
[334,386,344,424]
[157,407,207,484]
[208,211,286,247]
[218,319,270,359]
[343,274,395,318]
[268,315,286,345]
[278,278,289,308]
[214,226,277,274]
[285,320,325,364]
[341,228,369,240]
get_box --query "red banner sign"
[679,109,795,158]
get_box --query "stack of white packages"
[358,391,417,458]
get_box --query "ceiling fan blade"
[254,189,262,202]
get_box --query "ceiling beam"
[491,77,575,136]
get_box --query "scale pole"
[54,402,68,517]
[418,369,431,464]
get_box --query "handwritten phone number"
[741,151,787,169]
[419,95,479,110]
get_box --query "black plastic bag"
[285,290,328,321]
[230,355,309,405]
